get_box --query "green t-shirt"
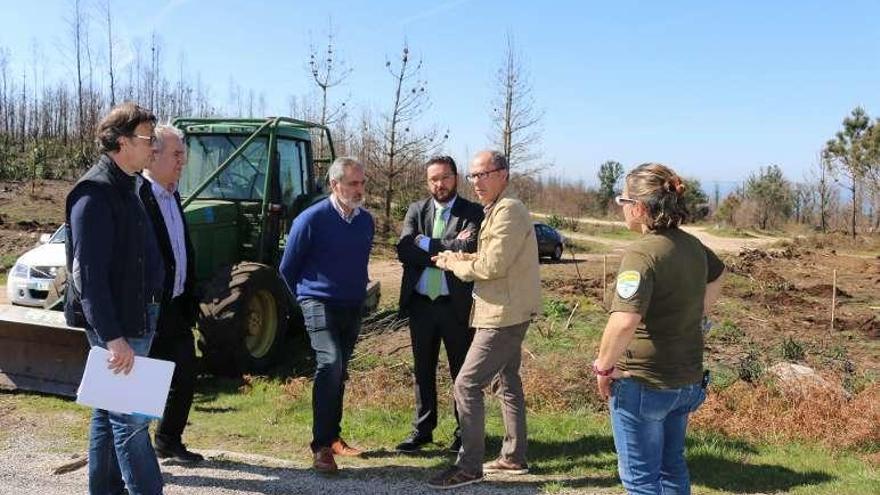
[610,228,724,389]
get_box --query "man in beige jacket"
[427,150,541,489]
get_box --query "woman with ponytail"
[593,163,725,495]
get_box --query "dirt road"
[532,213,783,253]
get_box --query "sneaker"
[313,447,338,474]
[154,443,204,463]
[330,437,363,457]
[482,458,529,475]
[427,465,483,489]
[395,432,433,452]
[447,436,462,453]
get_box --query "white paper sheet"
[76,346,175,418]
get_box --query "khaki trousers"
[453,321,529,474]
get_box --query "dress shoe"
[395,432,433,452]
[330,437,363,457]
[313,446,338,474]
[483,457,529,475]
[427,465,483,489]
[154,443,204,463]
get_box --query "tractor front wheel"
[198,262,289,376]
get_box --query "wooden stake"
[563,301,580,332]
[831,269,837,332]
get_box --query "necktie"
[426,206,448,300]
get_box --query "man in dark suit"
[139,124,203,463]
[395,155,484,453]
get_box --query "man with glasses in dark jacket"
[65,102,166,494]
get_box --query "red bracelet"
[592,360,615,377]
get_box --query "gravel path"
[0,431,619,495]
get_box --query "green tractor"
[0,117,380,394]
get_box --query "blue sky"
[2,0,879,188]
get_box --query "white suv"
[6,226,66,307]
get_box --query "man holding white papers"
[65,102,167,495]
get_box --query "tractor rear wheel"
[198,262,290,376]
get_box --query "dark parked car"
[534,223,565,261]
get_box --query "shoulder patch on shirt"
[616,270,641,299]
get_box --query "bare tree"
[0,47,9,143]
[364,42,444,234]
[287,94,318,122]
[257,92,266,117]
[149,33,160,111]
[29,40,41,140]
[102,0,116,106]
[813,156,835,233]
[490,33,545,175]
[307,19,351,174]
[865,118,880,199]
[69,0,86,150]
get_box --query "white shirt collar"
[432,195,457,213]
[329,194,361,222]
[143,172,177,197]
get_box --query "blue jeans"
[610,378,706,495]
[84,303,163,495]
[301,297,362,451]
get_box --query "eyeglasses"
[615,195,638,206]
[465,167,504,183]
[132,134,156,145]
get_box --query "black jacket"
[64,154,165,341]
[138,179,198,332]
[396,196,484,324]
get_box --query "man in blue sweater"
[279,156,374,474]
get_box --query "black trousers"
[407,294,474,439]
[149,296,197,448]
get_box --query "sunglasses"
[615,195,638,206]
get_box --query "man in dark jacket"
[65,102,166,494]
[140,124,202,463]
[395,156,483,453]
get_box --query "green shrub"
[708,365,739,390]
[737,349,764,383]
[543,299,570,321]
[546,214,563,229]
[842,370,879,395]
[711,319,746,344]
[826,345,856,374]
[780,336,805,362]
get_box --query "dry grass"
[693,381,880,450]
[346,365,414,409]
[786,231,880,254]
[521,353,605,412]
